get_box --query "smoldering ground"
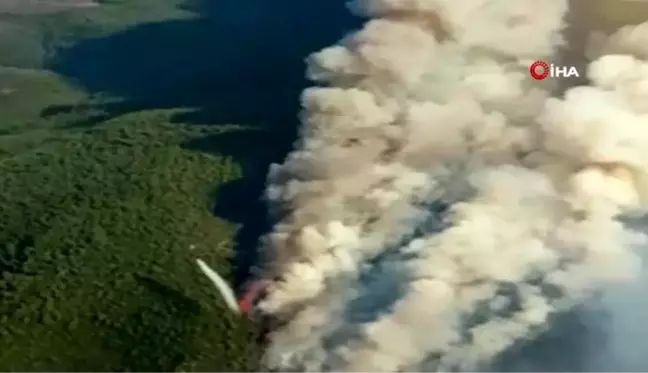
[251,0,648,371]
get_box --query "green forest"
[0,0,275,370]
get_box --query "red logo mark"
[529,60,549,80]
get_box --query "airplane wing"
[196,258,240,314]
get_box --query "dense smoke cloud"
[256,0,648,371]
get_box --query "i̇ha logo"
[529,60,579,80]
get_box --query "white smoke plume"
[255,0,648,371]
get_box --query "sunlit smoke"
[256,0,648,371]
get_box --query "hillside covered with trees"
[0,0,334,369]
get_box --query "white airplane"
[196,258,267,317]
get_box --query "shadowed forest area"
[46,0,362,288]
[0,0,359,370]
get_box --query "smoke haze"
[256,0,648,370]
[0,0,98,15]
